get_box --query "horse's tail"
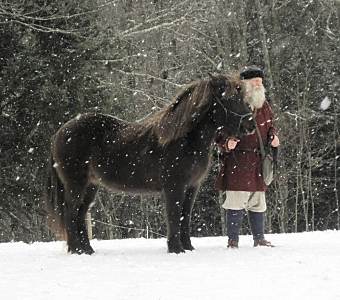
[44,151,67,240]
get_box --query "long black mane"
[141,80,211,144]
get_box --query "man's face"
[248,77,263,88]
[243,77,265,110]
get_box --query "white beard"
[244,82,266,110]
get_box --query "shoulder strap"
[253,112,265,159]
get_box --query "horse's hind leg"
[64,181,88,254]
[77,184,98,255]
[180,186,198,251]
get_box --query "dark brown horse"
[45,74,255,254]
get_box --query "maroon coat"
[215,101,276,192]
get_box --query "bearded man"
[215,65,280,248]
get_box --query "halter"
[214,94,253,136]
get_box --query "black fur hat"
[240,65,264,80]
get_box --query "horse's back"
[64,112,125,133]
[53,113,123,148]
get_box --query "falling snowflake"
[320,96,331,110]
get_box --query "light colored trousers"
[222,191,266,212]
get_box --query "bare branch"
[120,15,188,38]
[0,1,118,22]
[13,20,82,36]
[108,67,181,88]
[120,0,190,36]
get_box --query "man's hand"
[271,135,280,147]
[224,138,240,151]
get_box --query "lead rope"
[253,110,266,160]
[214,96,253,135]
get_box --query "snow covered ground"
[1,231,340,300]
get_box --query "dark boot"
[227,239,239,248]
[253,239,274,247]
[226,209,244,248]
[248,211,274,247]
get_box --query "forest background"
[0,0,339,242]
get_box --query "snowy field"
[1,231,340,300]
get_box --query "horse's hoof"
[180,238,195,251]
[167,237,186,254]
[68,246,94,255]
[68,247,83,255]
[168,248,185,254]
[183,244,195,251]
[84,246,95,255]
[167,245,185,254]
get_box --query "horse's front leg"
[180,185,199,251]
[163,186,185,254]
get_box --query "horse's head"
[208,74,255,138]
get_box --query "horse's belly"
[91,163,162,193]
[101,179,162,194]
